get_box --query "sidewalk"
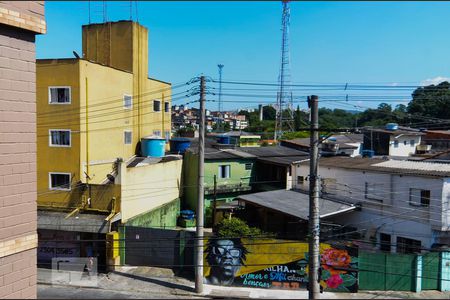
[38,267,450,299]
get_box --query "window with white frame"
[409,188,430,207]
[164,102,170,112]
[218,165,231,179]
[154,100,161,112]
[364,182,385,202]
[49,130,71,147]
[49,87,71,104]
[410,139,416,146]
[49,173,71,190]
[124,131,132,144]
[394,140,399,148]
[123,94,132,109]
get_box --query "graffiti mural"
[203,238,358,292]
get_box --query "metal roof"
[237,190,356,220]
[296,157,450,178]
[257,156,309,167]
[38,211,109,234]
[237,145,308,157]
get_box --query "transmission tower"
[274,0,294,141]
[217,64,224,132]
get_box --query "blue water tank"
[217,135,231,144]
[362,150,375,158]
[385,123,399,131]
[170,138,191,154]
[180,210,195,220]
[141,136,166,157]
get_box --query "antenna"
[130,0,133,21]
[103,0,107,23]
[217,64,224,132]
[274,0,294,141]
[88,1,91,24]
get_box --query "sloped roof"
[237,190,356,220]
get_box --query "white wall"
[337,143,362,157]
[388,135,421,157]
[292,162,447,249]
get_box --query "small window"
[394,140,399,148]
[365,182,384,202]
[380,233,391,252]
[404,140,407,146]
[245,163,252,171]
[397,236,421,254]
[164,102,170,112]
[154,100,161,112]
[297,176,304,184]
[49,130,71,147]
[49,87,71,104]
[410,139,415,146]
[49,173,71,190]
[153,130,161,137]
[124,131,132,145]
[123,94,132,109]
[410,188,430,207]
[218,165,230,179]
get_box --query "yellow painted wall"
[118,159,182,222]
[37,21,172,210]
[78,60,134,184]
[36,59,81,208]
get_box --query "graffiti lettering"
[264,265,297,273]
[269,272,287,281]
[241,273,264,280]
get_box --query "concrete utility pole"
[307,95,320,299]
[217,64,224,132]
[195,76,206,294]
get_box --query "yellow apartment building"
[37,21,172,210]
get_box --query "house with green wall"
[183,145,257,225]
[182,138,309,226]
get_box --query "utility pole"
[307,95,320,299]
[212,175,217,227]
[195,76,206,294]
[217,64,224,132]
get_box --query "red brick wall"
[0,11,39,299]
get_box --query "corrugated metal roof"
[258,156,309,167]
[296,157,450,178]
[238,190,355,220]
[237,145,308,157]
[373,160,450,173]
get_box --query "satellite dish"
[73,51,80,59]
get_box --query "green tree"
[215,217,262,238]
[408,81,450,121]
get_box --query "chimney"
[259,104,263,121]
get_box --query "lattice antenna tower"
[274,0,294,141]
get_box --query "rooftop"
[295,156,450,178]
[237,190,356,220]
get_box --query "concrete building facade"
[0,1,46,298]
[293,157,450,252]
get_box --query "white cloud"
[420,76,450,86]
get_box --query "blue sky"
[36,1,450,111]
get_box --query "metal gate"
[122,226,194,271]
[422,252,440,290]
[359,251,416,291]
